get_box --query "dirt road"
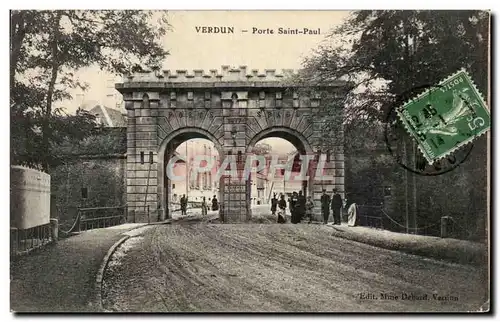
[102,220,487,312]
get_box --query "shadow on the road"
[171,216,208,224]
[171,214,332,227]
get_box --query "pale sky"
[177,137,296,155]
[59,10,352,113]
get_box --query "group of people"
[179,194,219,216]
[177,189,343,224]
[320,189,343,225]
[270,193,297,223]
[270,189,343,225]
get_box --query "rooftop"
[88,105,127,127]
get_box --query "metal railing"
[78,206,127,232]
[355,205,384,229]
[10,223,53,257]
[352,204,468,238]
[60,205,130,235]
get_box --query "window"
[231,93,238,108]
[384,186,392,197]
[149,151,154,164]
[140,152,145,164]
[142,94,150,108]
[316,150,322,162]
[172,184,176,189]
[81,187,88,199]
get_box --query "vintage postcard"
[10,10,490,313]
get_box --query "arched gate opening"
[158,128,223,220]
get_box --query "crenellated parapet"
[122,65,300,83]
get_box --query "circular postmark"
[384,84,474,176]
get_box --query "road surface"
[101,218,487,312]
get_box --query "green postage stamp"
[397,69,491,164]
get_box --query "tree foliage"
[299,10,489,150]
[10,10,169,169]
[55,128,127,159]
[252,142,273,155]
[301,10,488,118]
[300,10,490,239]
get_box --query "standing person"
[297,190,306,222]
[290,191,299,224]
[321,189,331,224]
[180,194,187,216]
[212,195,219,211]
[270,193,278,216]
[278,193,287,223]
[201,196,208,216]
[305,196,315,224]
[331,189,343,225]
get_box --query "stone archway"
[116,66,345,223]
[247,126,314,154]
[157,127,223,220]
[246,126,315,217]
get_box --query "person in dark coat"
[320,189,331,224]
[297,190,306,222]
[290,191,299,224]
[211,195,219,211]
[180,194,187,216]
[270,193,278,215]
[277,194,287,223]
[331,189,343,225]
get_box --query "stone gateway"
[116,65,346,223]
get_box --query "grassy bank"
[327,224,488,266]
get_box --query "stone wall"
[50,154,126,228]
[345,138,488,240]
